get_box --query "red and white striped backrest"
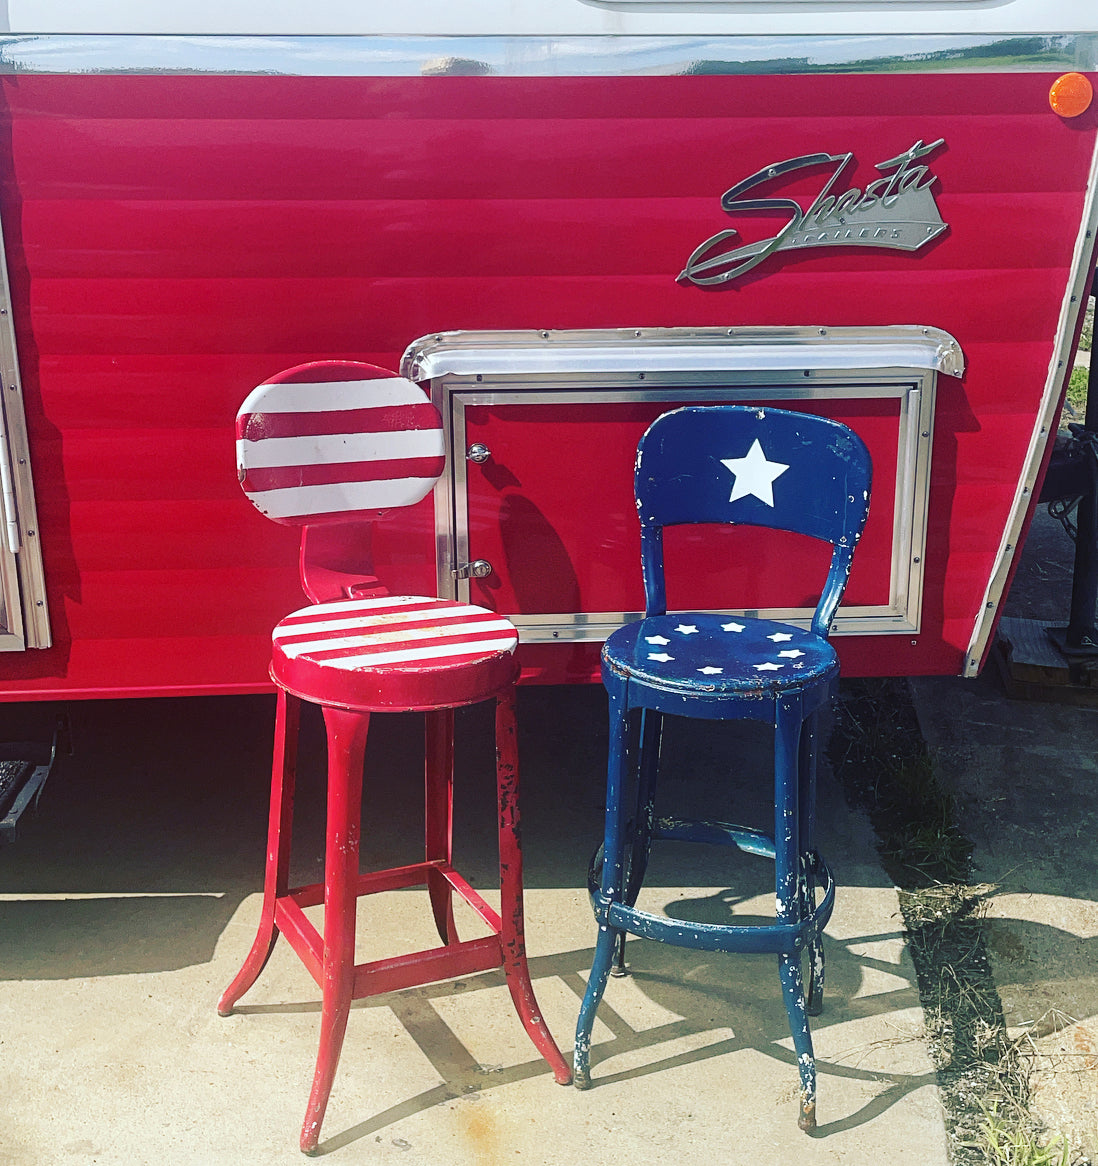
[236,361,445,525]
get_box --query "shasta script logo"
[678,138,947,287]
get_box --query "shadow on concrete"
[0,684,894,978]
[0,682,942,1159]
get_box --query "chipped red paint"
[219,682,572,1152]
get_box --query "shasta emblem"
[678,138,947,286]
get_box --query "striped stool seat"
[217,361,570,1155]
[271,596,521,711]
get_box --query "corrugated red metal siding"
[0,71,1093,695]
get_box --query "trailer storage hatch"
[404,326,963,675]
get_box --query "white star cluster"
[638,620,813,680]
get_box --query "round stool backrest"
[236,361,445,526]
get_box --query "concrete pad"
[909,508,1098,1162]
[0,691,947,1163]
[912,666,1098,1162]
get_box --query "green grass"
[1067,366,1089,419]
[965,1100,1070,1166]
[1066,297,1093,420]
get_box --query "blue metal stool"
[573,405,871,1132]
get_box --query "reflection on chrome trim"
[514,608,921,643]
[413,328,949,641]
[0,33,1094,75]
[0,212,50,651]
[403,325,965,380]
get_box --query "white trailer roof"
[2,0,1096,39]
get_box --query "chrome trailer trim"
[0,32,1095,76]
[0,211,50,652]
[963,129,1098,676]
[405,326,961,645]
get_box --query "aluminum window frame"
[0,213,50,652]
[404,326,958,644]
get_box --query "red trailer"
[0,0,1095,696]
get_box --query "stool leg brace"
[574,686,834,1133]
[219,688,571,1154]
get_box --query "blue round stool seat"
[603,613,837,699]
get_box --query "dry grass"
[829,679,1083,1164]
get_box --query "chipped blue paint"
[573,406,871,1132]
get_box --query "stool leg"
[799,711,825,1018]
[778,951,817,1133]
[300,705,371,1156]
[575,683,631,1088]
[775,701,817,1133]
[219,688,300,1016]
[804,861,826,1019]
[494,689,572,1086]
[798,709,820,858]
[425,708,457,946]
[614,707,662,976]
[574,924,619,1089]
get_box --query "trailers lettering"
[678,139,947,287]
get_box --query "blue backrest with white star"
[634,405,872,634]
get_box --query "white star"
[645,635,670,645]
[767,632,793,642]
[720,439,789,507]
[675,624,699,635]
[722,621,745,633]
[648,652,674,663]
[777,649,804,659]
[754,661,784,671]
[697,666,724,675]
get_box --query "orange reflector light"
[1049,72,1094,118]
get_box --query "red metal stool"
[218,361,571,1154]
